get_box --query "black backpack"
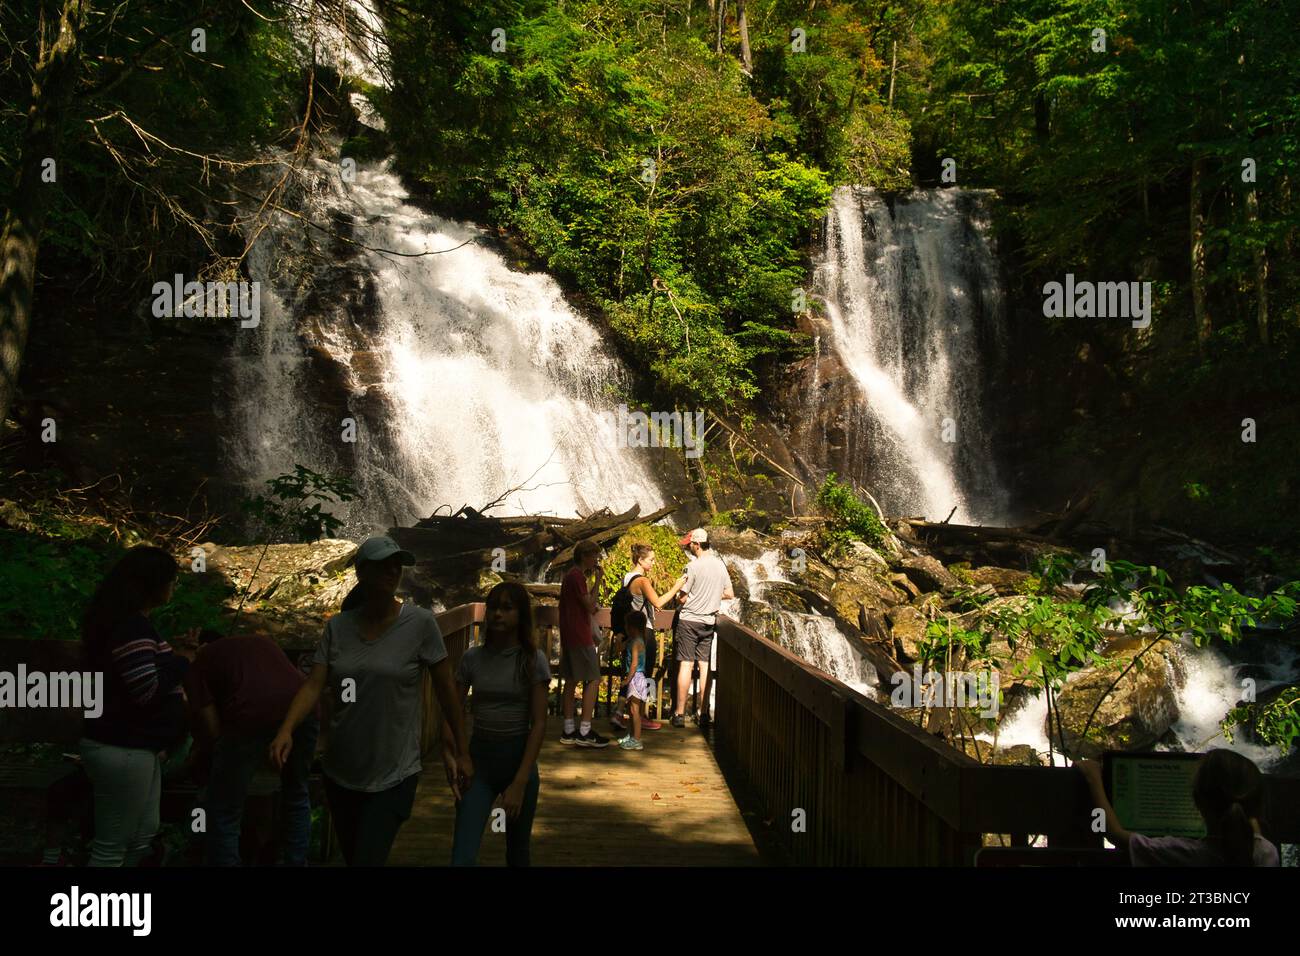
[609,572,643,637]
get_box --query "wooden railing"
[712,615,1300,866]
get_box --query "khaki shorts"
[560,643,601,683]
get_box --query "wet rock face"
[1051,638,1184,758]
[772,314,867,487]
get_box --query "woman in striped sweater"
[80,546,198,866]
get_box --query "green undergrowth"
[0,476,231,641]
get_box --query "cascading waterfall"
[724,550,878,698]
[813,186,1009,523]
[228,155,665,533]
[225,4,663,533]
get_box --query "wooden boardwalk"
[388,716,761,866]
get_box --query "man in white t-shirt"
[670,529,733,728]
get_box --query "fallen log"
[905,520,1056,545]
[549,503,676,567]
[404,527,566,574]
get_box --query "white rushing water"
[724,550,878,698]
[814,186,1009,523]
[229,155,665,533]
[222,1,662,532]
[1167,640,1300,772]
[981,637,1299,772]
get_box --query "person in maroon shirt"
[185,631,318,865]
[558,540,610,748]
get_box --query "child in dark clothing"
[186,631,317,865]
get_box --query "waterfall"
[724,551,878,698]
[227,155,665,533]
[224,5,663,533]
[1167,639,1300,772]
[813,186,1009,523]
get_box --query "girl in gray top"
[446,582,549,866]
[270,536,469,866]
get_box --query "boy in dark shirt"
[185,631,318,865]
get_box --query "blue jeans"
[79,738,161,867]
[204,717,318,866]
[451,733,540,867]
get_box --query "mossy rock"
[1052,639,1184,758]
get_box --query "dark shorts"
[674,618,716,662]
[560,643,601,683]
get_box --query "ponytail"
[1193,749,1266,867]
[1221,802,1256,867]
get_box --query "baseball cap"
[678,528,708,547]
[354,535,416,566]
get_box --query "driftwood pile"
[389,502,676,579]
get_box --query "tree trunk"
[1243,186,1269,344]
[0,0,91,430]
[888,40,898,108]
[716,0,726,55]
[1189,157,1211,352]
[1034,92,1049,143]
[737,0,752,74]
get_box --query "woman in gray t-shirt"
[270,536,469,866]
[446,582,549,866]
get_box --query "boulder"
[887,605,929,663]
[890,572,922,599]
[968,566,1034,594]
[706,527,773,561]
[956,738,1045,767]
[1052,638,1184,758]
[825,540,890,572]
[202,539,357,605]
[0,500,38,533]
[830,564,907,630]
[899,555,960,593]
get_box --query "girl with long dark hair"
[446,581,549,866]
[80,545,197,866]
[269,536,469,866]
[1079,749,1280,866]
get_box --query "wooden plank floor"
[388,716,760,866]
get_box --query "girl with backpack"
[610,544,685,737]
